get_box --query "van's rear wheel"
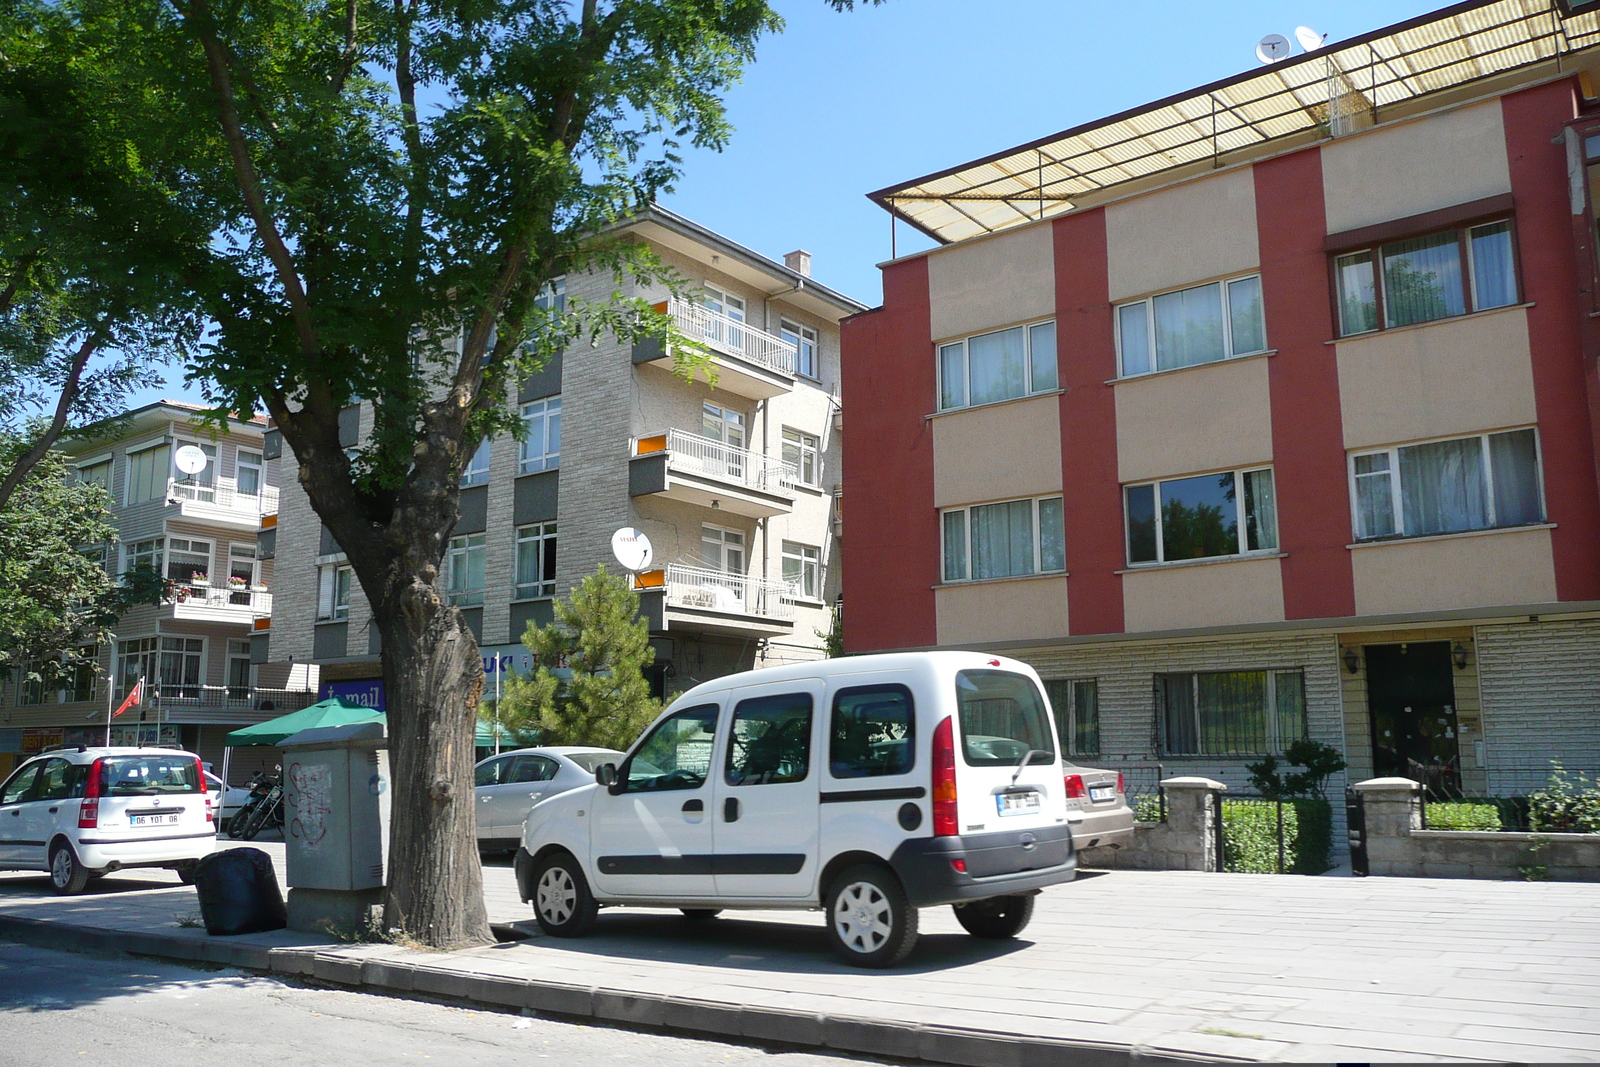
[532,851,598,937]
[824,864,917,968]
[953,893,1035,939]
[48,842,91,896]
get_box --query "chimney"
[783,249,812,277]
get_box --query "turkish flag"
[113,678,144,718]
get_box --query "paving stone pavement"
[0,840,1596,1064]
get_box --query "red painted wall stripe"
[1502,81,1600,602]
[1053,208,1124,634]
[840,256,938,652]
[1255,150,1357,620]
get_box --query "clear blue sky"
[138,0,1436,408]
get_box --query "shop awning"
[225,698,385,747]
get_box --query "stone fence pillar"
[1161,776,1227,873]
[1351,777,1422,876]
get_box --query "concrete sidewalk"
[1,844,1597,1064]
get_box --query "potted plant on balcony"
[228,575,249,589]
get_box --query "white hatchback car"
[514,652,1077,967]
[0,747,215,894]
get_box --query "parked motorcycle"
[227,767,285,840]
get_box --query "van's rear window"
[954,670,1056,767]
[98,756,200,795]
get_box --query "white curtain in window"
[1353,454,1396,537]
[1489,429,1541,526]
[1227,276,1265,354]
[1037,497,1065,572]
[1153,282,1224,370]
[1118,304,1152,375]
[1383,231,1465,327]
[942,511,967,581]
[1400,437,1486,535]
[1028,322,1057,392]
[967,327,1026,406]
[1244,469,1278,551]
[970,499,1033,580]
[1471,222,1517,310]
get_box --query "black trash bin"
[192,847,288,936]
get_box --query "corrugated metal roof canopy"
[870,0,1600,245]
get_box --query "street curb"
[0,914,1239,1065]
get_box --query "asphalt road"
[0,940,882,1067]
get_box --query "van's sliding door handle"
[724,797,740,822]
[681,798,704,814]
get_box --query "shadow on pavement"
[0,871,189,898]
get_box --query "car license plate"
[996,791,1041,817]
[130,813,180,827]
[1089,784,1115,803]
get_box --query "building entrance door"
[1364,641,1460,795]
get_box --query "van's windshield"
[954,670,1056,768]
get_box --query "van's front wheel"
[824,864,917,968]
[531,851,598,937]
[953,893,1035,939]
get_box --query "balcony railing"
[657,428,798,493]
[165,581,273,616]
[668,299,797,376]
[168,476,280,517]
[109,683,316,713]
[663,563,796,620]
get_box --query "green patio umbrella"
[224,697,385,747]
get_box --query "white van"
[514,651,1076,967]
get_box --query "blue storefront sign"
[319,679,386,710]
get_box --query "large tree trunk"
[372,574,493,948]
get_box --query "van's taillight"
[1063,774,1087,799]
[932,715,958,837]
[1117,772,1126,796]
[79,757,105,829]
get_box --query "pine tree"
[496,566,660,752]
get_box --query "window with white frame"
[461,438,490,487]
[941,496,1065,582]
[166,537,212,585]
[1117,274,1265,377]
[781,428,820,486]
[317,564,353,620]
[938,320,1056,411]
[514,522,557,599]
[446,533,486,606]
[125,538,162,577]
[780,319,819,379]
[1334,219,1518,337]
[236,449,263,497]
[158,636,204,697]
[1158,669,1306,756]
[1350,428,1543,541]
[125,442,170,505]
[519,397,561,474]
[534,276,566,312]
[77,457,112,491]
[1044,679,1099,757]
[1125,468,1277,565]
[701,524,745,574]
[782,541,821,600]
[66,646,97,703]
[172,440,217,499]
[17,662,46,706]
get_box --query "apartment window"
[1125,468,1277,565]
[702,402,746,448]
[166,537,212,585]
[84,544,111,575]
[117,636,159,693]
[1117,274,1265,377]
[17,663,46,707]
[1335,220,1518,336]
[158,636,204,698]
[461,438,490,487]
[702,524,745,574]
[519,397,561,474]
[1350,428,1543,541]
[67,646,97,703]
[781,319,819,379]
[77,458,112,491]
[1044,679,1099,757]
[781,428,820,486]
[782,541,821,600]
[172,440,217,498]
[534,276,566,312]
[125,537,163,577]
[939,320,1056,411]
[941,496,1065,582]
[446,533,486,607]
[515,522,557,599]
[236,449,263,497]
[1158,669,1307,756]
[317,564,353,620]
[227,639,252,693]
[125,442,170,505]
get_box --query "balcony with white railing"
[635,564,795,635]
[633,299,799,400]
[631,429,798,519]
[167,476,280,528]
[164,580,273,624]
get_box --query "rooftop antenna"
[1256,33,1292,64]
[1295,26,1327,52]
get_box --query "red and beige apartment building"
[843,0,1600,807]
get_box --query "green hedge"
[1425,801,1503,831]
[1132,795,1163,823]
[1221,799,1332,875]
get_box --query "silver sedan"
[473,747,623,853]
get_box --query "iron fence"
[1091,759,1166,822]
[1218,793,1335,875]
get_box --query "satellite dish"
[610,527,653,573]
[1295,26,1326,52]
[1256,33,1292,63]
[174,445,208,476]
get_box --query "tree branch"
[330,0,360,93]
[0,329,103,513]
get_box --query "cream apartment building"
[262,207,863,706]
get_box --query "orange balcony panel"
[636,434,668,456]
[633,568,666,590]
[260,512,278,529]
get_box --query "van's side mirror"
[595,763,619,791]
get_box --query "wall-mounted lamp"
[1452,641,1471,670]
[1342,646,1361,674]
